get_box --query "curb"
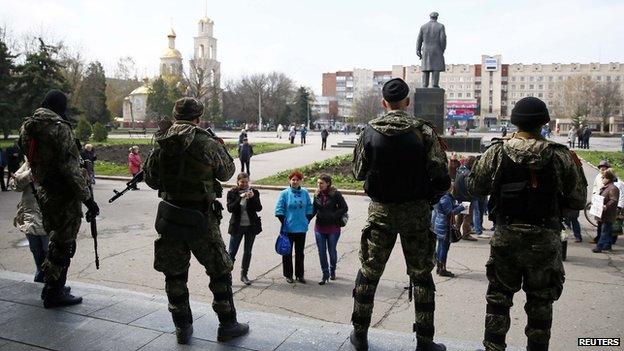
[95,175,369,197]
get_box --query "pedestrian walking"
[466,96,587,351]
[19,89,98,308]
[9,161,49,283]
[431,185,464,277]
[238,138,253,175]
[80,144,97,184]
[453,156,478,241]
[563,209,583,242]
[583,126,592,149]
[143,97,248,344]
[321,128,329,150]
[568,126,577,148]
[593,169,619,253]
[300,124,307,144]
[277,124,283,139]
[0,147,7,191]
[349,78,450,351]
[275,170,314,284]
[501,125,507,137]
[226,173,262,285]
[128,146,142,190]
[289,126,296,144]
[312,174,348,285]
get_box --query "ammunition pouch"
[155,201,208,240]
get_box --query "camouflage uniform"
[351,110,450,345]
[143,117,236,332]
[18,108,91,296]
[467,133,587,351]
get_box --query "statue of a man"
[416,12,446,88]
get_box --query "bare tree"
[352,88,383,123]
[185,60,212,101]
[113,56,137,80]
[550,75,596,127]
[593,81,622,132]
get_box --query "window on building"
[511,85,516,90]
[511,77,516,82]
[548,76,553,81]
[459,77,464,82]
[538,92,543,98]
[558,76,563,81]
[537,76,543,81]
[529,76,535,82]
[511,101,516,106]
[466,93,471,98]
[198,45,205,59]
[458,93,463,98]
[449,93,455,98]
[529,84,534,89]
[520,84,525,89]
[520,77,525,81]
[538,84,543,89]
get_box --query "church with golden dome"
[122,16,221,125]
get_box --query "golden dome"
[161,48,182,59]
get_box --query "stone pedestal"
[413,88,445,135]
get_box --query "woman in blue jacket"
[275,170,314,283]
[431,186,465,277]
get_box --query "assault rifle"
[108,171,144,203]
[85,185,100,269]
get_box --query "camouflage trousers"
[38,189,83,296]
[351,200,437,343]
[153,210,235,328]
[484,225,565,351]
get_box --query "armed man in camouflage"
[467,97,587,351]
[19,89,99,308]
[349,78,451,351]
[143,97,248,345]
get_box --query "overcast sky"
[2,0,623,94]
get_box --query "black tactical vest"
[492,146,560,228]
[362,125,428,203]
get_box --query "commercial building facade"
[324,55,624,132]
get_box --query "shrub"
[92,122,108,142]
[75,118,92,141]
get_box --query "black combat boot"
[416,339,447,351]
[42,289,83,309]
[172,307,194,344]
[350,329,368,351]
[217,312,249,342]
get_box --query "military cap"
[510,97,550,129]
[382,78,410,103]
[173,97,204,120]
[598,160,610,168]
[41,89,68,119]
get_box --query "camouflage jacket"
[352,110,450,201]
[466,132,587,213]
[143,120,235,202]
[18,108,90,201]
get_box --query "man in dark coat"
[6,140,22,185]
[416,12,446,88]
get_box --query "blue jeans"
[472,200,483,234]
[436,237,450,263]
[597,222,613,250]
[228,226,256,271]
[564,217,582,241]
[315,231,340,279]
[26,234,49,282]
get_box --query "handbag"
[449,214,462,243]
[275,226,292,256]
[339,213,349,227]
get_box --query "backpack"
[453,166,472,202]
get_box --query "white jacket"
[9,161,46,236]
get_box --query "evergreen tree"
[75,118,92,141]
[292,86,312,126]
[0,37,17,139]
[146,77,174,121]
[13,39,70,121]
[207,85,223,126]
[78,61,110,124]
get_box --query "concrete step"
[0,271,521,351]
[331,140,358,148]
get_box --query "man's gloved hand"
[84,198,100,220]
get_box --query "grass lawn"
[255,154,363,190]
[576,150,624,177]
[93,142,297,176]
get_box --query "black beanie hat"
[41,89,68,118]
[382,78,410,103]
[510,97,550,129]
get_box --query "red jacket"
[128,152,142,175]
